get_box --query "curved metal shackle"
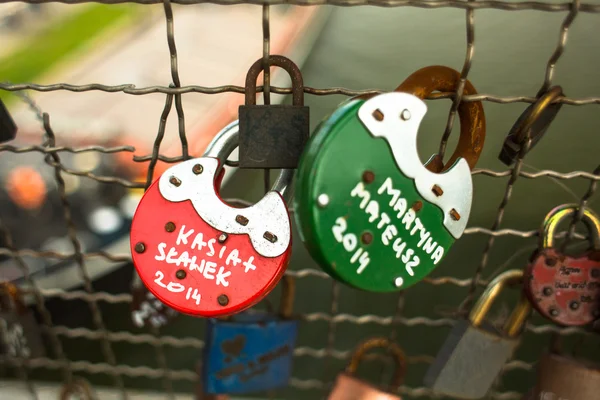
[540,203,600,250]
[203,120,294,203]
[244,55,304,106]
[346,337,407,389]
[512,86,563,148]
[469,269,531,338]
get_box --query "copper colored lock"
[328,337,406,400]
[532,352,600,400]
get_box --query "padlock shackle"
[394,65,485,173]
[204,120,294,202]
[244,55,304,106]
[540,204,600,250]
[512,86,563,150]
[278,275,295,319]
[469,269,531,337]
[346,337,406,390]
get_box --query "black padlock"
[239,55,309,169]
[0,99,17,143]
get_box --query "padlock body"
[328,373,402,400]
[0,309,45,358]
[0,99,17,143]
[533,353,600,400]
[295,97,460,292]
[202,312,298,394]
[130,157,292,317]
[525,248,600,326]
[424,320,518,399]
[239,105,309,169]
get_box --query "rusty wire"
[0,0,599,399]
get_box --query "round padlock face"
[295,93,471,292]
[130,157,292,317]
[525,249,600,326]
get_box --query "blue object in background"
[202,312,299,394]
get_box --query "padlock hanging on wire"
[130,120,294,318]
[238,55,309,169]
[202,276,298,394]
[524,204,600,327]
[424,269,531,399]
[294,65,486,292]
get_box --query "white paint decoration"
[158,157,290,258]
[357,92,472,239]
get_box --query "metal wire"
[0,0,599,399]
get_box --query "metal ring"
[541,204,600,250]
[346,337,406,390]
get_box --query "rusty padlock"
[424,269,531,399]
[530,352,600,400]
[328,337,406,400]
[524,204,600,326]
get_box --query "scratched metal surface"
[1,1,600,399]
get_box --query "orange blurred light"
[6,167,48,210]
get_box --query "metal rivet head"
[412,201,423,212]
[192,164,203,175]
[134,242,146,253]
[542,287,553,296]
[546,257,557,267]
[235,215,249,226]
[432,185,443,197]
[169,176,181,187]
[218,295,229,306]
[372,109,384,121]
[165,222,176,232]
[400,109,411,121]
[449,209,461,221]
[317,194,330,208]
[264,231,278,243]
[550,308,559,317]
[176,270,186,279]
[394,277,404,287]
[362,171,375,184]
[592,269,600,278]
[218,233,228,244]
[569,301,580,310]
[361,232,373,245]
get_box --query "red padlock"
[130,121,293,317]
[525,204,600,326]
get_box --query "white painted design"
[358,92,472,239]
[317,193,330,208]
[394,277,404,287]
[158,158,290,258]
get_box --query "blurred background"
[0,2,599,399]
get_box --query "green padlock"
[294,66,486,292]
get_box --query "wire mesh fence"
[0,0,599,399]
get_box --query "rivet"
[361,232,373,245]
[592,269,600,278]
[362,171,375,184]
[449,209,461,221]
[169,176,181,187]
[549,308,559,317]
[412,201,423,212]
[542,287,553,296]
[218,233,228,244]
[317,194,330,208]
[176,270,186,279]
[264,231,278,243]
[218,295,229,306]
[432,185,443,197]
[400,109,411,121]
[192,164,203,175]
[546,257,557,267]
[165,222,176,232]
[569,301,580,311]
[134,242,146,253]
[235,215,249,226]
[372,109,384,121]
[394,277,404,287]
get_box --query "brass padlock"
[328,337,406,400]
[531,352,600,400]
[424,269,531,399]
